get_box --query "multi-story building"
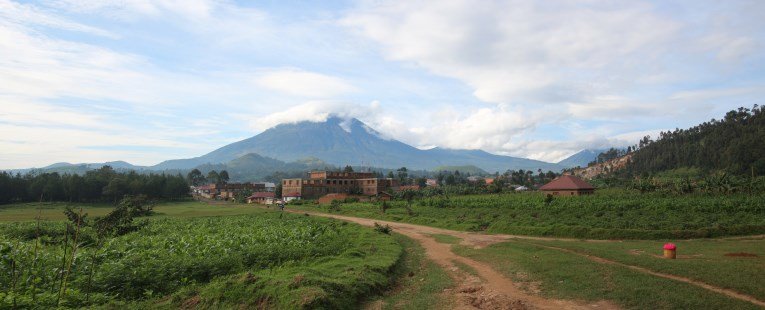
[282,171,399,199]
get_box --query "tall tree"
[186,169,205,186]
[219,170,230,184]
[397,167,408,184]
[207,170,220,184]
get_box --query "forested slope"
[626,106,764,175]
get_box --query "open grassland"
[294,188,765,239]
[521,237,765,302]
[452,239,763,309]
[0,209,402,309]
[0,200,267,222]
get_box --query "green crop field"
[0,208,403,309]
[294,188,765,239]
[0,200,268,222]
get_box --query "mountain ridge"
[151,117,564,173]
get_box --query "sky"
[1,0,764,169]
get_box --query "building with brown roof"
[282,171,399,199]
[246,192,275,204]
[539,175,595,196]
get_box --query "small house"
[539,175,595,196]
[246,192,275,204]
[282,192,302,202]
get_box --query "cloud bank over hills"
[1,0,764,169]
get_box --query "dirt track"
[288,210,617,309]
[286,209,765,309]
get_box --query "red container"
[663,243,676,259]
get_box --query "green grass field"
[293,188,765,239]
[521,237,765,301]
[0,200,267,222]
[452,240,763,309]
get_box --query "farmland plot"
[0,210,401,309]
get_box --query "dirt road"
[285,209,765,309]
[287,210,617,309]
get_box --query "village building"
[218,183,266,200]
[194,184,217,199]
[425,178,438,187]
[539,175,595,196]
[282,192,302,202]
[194,182,267,200]
[251,182,276,192]
[398,185,421,191]
[282,171,399,200]
[246,192,275,204]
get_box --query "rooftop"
[539,175,595,191]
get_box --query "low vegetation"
[451,238,764,309]
[365,234,454,309]
[524,238,765,301]
[0,202,402,308]
[295,188,765,239]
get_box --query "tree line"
[0,166,189,204]
[625,105,765,176]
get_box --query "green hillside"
[433,165,488,175]
[626,106,764,175]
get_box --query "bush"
[374,222,392,234]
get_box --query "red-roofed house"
[246,192,275,204]
[539,175,595,196]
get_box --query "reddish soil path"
[288,210,617,309]
[286,209,765,309]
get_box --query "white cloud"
[253,68,356,98]
[0,0,116,37]
[48,0,215,20]
[249,100,380,132]
[342,0,680,105]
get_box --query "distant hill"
[557,149,606,168]
[152,117,564,173]
[7,161,147,175]
[627,106,765,175]
[433,165,488,175]
[194,153,335,182]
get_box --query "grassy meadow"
[451,238,765,309]
[294,188,765,239]
[522,237,765,301]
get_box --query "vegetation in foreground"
[295,188,765,239]
[0,200,269,222]
[0,206,402,309]
[525,237,765,301]
[452,240,762,309]
[365,234,454,309]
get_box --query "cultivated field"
[0,200,266,222]
[0,206,402,308]
[296,188,765,239]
